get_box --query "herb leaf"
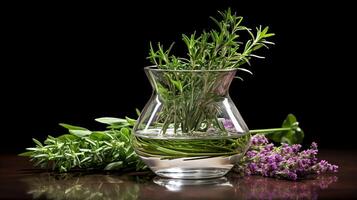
[95,117,127,125]
[250,114,305,144]
[59,123,92,137]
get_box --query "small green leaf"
[264,33,275,38]
[261,26,269,35]
[170,79,183,92]
[237,68,253,75]
[95,117,127,125]
[59,123,92,137]
[59,123,88,130]
[107,124,129,129]
[34,154,49,158]
[121,127,130,136]
[18,151,33,157]
[259,114,304,145]
[32,138,43,147]
[135,108,141,117]
[90,131,111,141]
[282,114,297,128]
[69,130,92,137]
[125,117,136,126]
[57,134,78,141]
[265,131,283,143]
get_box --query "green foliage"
[19,118,146,173]
[148,8,274,72]
[249,114,304,144]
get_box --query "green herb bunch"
[20,117,146,173]
[148,8,274,72]
[144,8,274,135]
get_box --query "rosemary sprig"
[148,8,275,72]
[19,117,146,173]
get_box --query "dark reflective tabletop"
[1,150,356,199]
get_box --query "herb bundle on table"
[20,117,147,172]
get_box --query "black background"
[1,1,355,153]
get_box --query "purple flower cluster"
[236,134,338,180]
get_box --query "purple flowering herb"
[233,134,338,180]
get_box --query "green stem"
[249,127,291,134]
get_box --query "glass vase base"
[155,168,229,179]
[153,176,230,191]
[140,154,241,179]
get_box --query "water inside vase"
[133,132,250,179]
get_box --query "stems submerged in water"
[133,134,251,160]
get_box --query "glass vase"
[133,66,250,179]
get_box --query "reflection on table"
[21,171,337,200]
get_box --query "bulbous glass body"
[133,66,250,179]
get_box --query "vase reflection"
[153,177,233,192]
[22,172,337,200]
